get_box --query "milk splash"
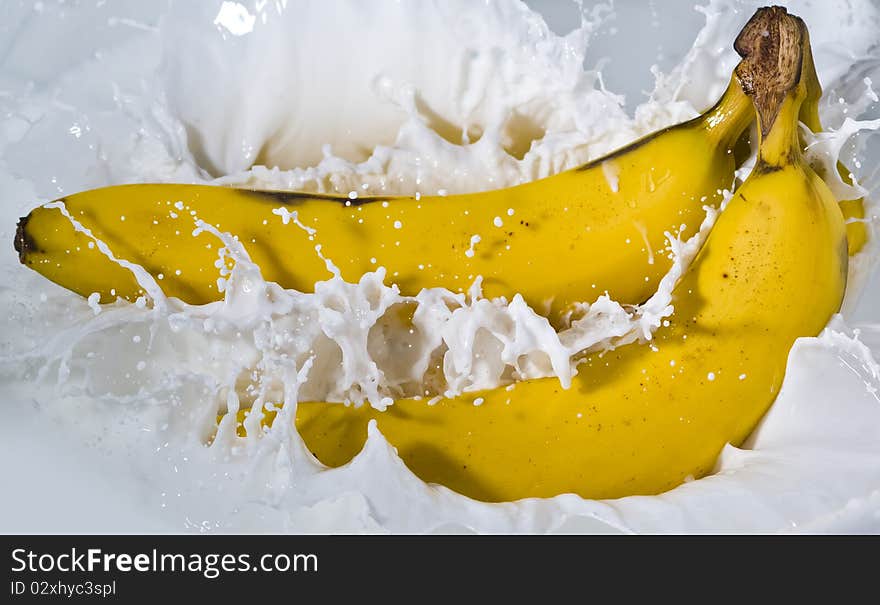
[1,0,880,533]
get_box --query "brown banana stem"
[733,6,804,137]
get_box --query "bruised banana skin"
[16,78,753,322]
[232,9,847,502]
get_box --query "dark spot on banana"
[14,213,41,263]
[242,188,389,207]
[839,237,849,298]
[752,161,784,175]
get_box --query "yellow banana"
[228,8,847,502]
[16,76,753,323]
[795,15,867,255]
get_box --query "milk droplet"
[465,234,481,258]
[602,160,619,193]
[87,292,101,315]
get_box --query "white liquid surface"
[1,0,879,533]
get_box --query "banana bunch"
[14,7,853,502]
[228,7,848,501]
[16,74,755,323]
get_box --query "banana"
[228,8,847,502]
[795,16,868,255]
[16,75,754,324]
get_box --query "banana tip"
[14,214,36,263]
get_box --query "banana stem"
[733,6,805,168]
[797,19,823,134]
[755,94,805,166]
[702,76,756,149]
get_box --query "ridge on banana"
[221,6,848,502]
[16,61,755,325]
